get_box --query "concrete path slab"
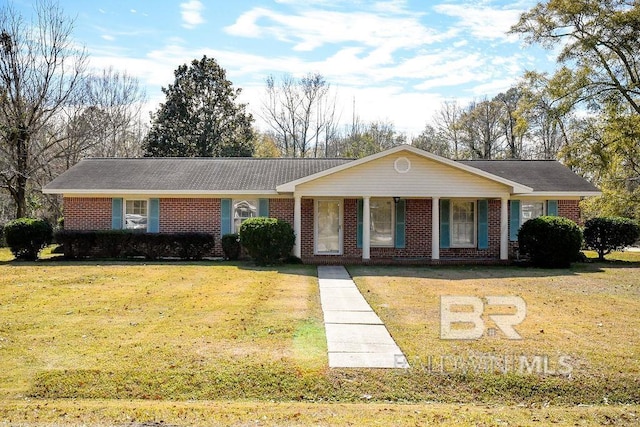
[322,310,383,325]
[317,265,408,369]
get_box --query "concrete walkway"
[317,265,409,368]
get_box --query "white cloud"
[433,3,524,42]
[101,34,115,41]
[83,1,544,135]
[225,7,447,52]
[180,0,205,29]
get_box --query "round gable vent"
[394,156,411,174]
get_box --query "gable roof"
[43,157,352,195]
[276,145,533,194]
[43,146,599,197]
[458,160,600,195]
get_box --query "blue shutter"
[148,198,159,233]
[356,199,363,248]
[477,199,489,249]
[112,198,123,230]
[395,199,406,249]
[547,200,558,216]
[221,198,232,237]
[258,198,269,217]
[509,200,520,241]
[440,199,450,249]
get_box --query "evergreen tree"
[144,56,254,157]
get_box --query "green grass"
[347,251,640,406]
[0,247,639,425]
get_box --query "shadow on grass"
[345,262,613,280]
[29,366,640,405]
[0,255,319,277]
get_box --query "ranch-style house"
[43,145,600,263]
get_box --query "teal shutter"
[509,200,520,241]
[148,198,159,233]
[258,198,269,217]
[440,199,450,249]
[356,199,363,248]
[477,199,488,249]
[221,198,232,237]
[395,199,406,249]
[547,200,558,216]
[112,198,123,229]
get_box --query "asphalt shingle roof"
[43,156,598,194]
[43,157,353,192]
[457,160,599,192]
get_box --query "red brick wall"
[269,198,294,225]
[64,197,112,230]
[301,198,315,258]
[508,199,582,257]
[440,199,501,260]
[159,198,219,234]
[63,196,584,263]
[559,200,581,224]
[302,198,433,262]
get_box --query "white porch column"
[293,195,302,258]
[362,196,371,260]
[432,197,440,260]
[500,197,509,260]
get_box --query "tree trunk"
[13,128,29,219]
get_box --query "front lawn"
[0,248,638,425]
[348,252,640,405]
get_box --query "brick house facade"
[45,146,599,264]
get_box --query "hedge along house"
[43,145,600,263]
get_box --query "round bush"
[584,217,640,260]
[4,218,53,261]
[239,217,295,265]
[518,216,583,268]
[221,233,241,260]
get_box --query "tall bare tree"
[434,101,462,159]
[262,72,338,158]
[83,67,147,158]
[0,0,87,218]
[412,124,450,157]
[458,99,505,159]
[495,87,526,158]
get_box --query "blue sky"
[14,0,555,136]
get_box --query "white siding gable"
[296,152,512,197]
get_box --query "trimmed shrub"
[221,233,241,260]
[518,216,583,268]
[54,231,215,260]
[584,217,640,260]
[172,233,215,260]
[239,217,295,265]
[4,218,53,261]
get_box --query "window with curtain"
[233,199,258,232]
[451,200,475,247]
[125,200,147,230]
[370,199,393,247]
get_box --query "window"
[521,201,544,224]
[370,199,393,247]
[451,200,475,247]
[233,199,258,232]
[125,200,147,230]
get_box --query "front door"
[315,200,342,255]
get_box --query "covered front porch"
[275,146,531,264]
[290,196,511,264]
